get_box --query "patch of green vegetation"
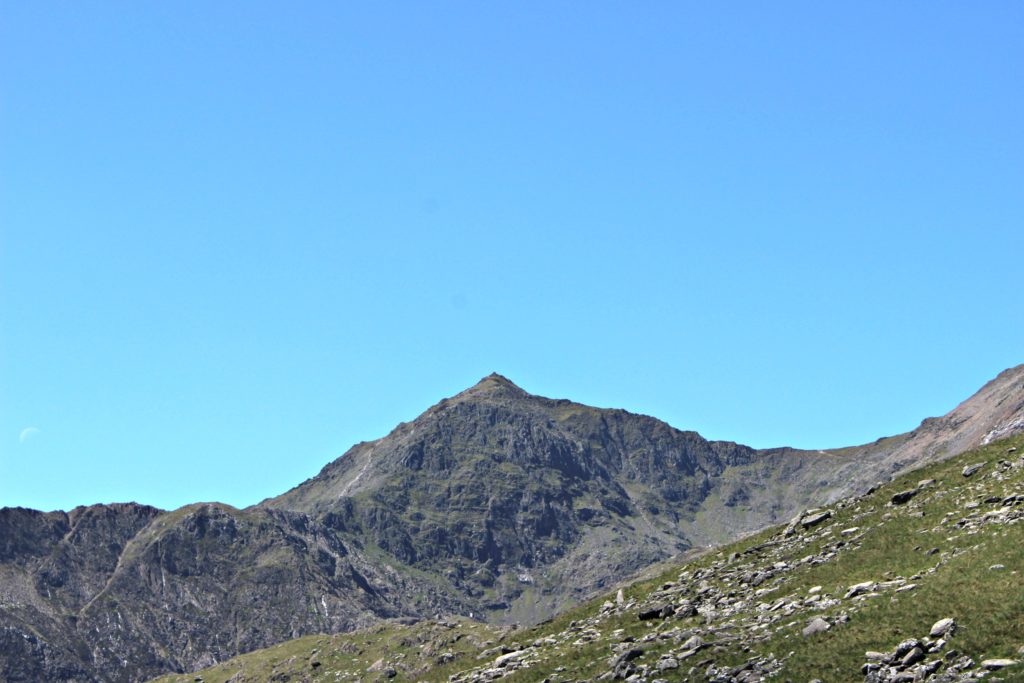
[149,618,503,683]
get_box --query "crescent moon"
[19,427,41,444]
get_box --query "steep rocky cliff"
[0,502,473,682]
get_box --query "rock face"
[0,503,471,683]
[262,373,818,619]
[2,366,1023,682]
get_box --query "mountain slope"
[0,502,475,683]
[261,373,795,619]
[261,369,1024,617]
[680,364,1024,546]
[151,433,1024,683]
[1,366,1022,682]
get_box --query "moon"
[19,427,41,444]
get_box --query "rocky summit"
[2,367,1023,682]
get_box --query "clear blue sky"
[2,2,1022,512]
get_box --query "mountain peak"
[457,372,528,399]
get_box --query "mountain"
[1,367,1022,682]
[151,432,1024,683]
[260,368,1024,612]
[0,503,475,683]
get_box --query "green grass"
[149,618,505,683]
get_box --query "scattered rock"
[894,639,922,657]
[802,617,831,637]
[656,657,679,671]
[680,635,705,652]
[611,648,644,678]
[980,659,1017,670]
[675,602,698,618]
[845,581,876,599]
[901,646,925,668]
[494,650,526,667]
[800,510,833,529]
[638,604,673,620]
[930,618,956,638]
[891,489,921,505]
[962,463,984,477]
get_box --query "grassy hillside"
[151,435,1024,683]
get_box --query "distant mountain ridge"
[2,365,1022,682]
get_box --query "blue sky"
[2,2,1022,512]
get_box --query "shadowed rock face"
[2,367,1022,682]
[1,503,472,683]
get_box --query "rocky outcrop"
[0,504,471,682]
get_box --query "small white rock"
[929,618,956,638]
[844,581,876,599]
[981,659,1017,670]
[802,617,831,637]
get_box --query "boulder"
[680,635,704,652]
[845,581,876,599]
[929,618,956,638]
[494,650,526,667]
[674,602,697,618]
[901,646,925,668]
[891,489,920,505]
[638,604,673,620]
[656,657,679,671]
[981,659,1017,670]
[894,639,922,657]
[800,510,833,529]
[612,647,643,678]
[802,617,831,637]
[962,463,984,477]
